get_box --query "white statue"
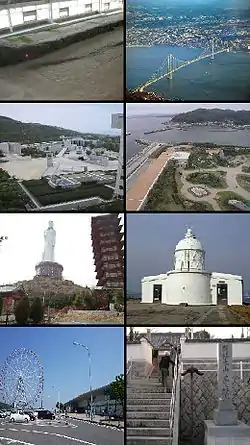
[42,221,56,262]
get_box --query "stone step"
[127,427,170,437]
[128,392,172,399]
[126,401,170,413]
[127,436,171,445]
[129,380,162,386]
[128,398,171,406]
[127,386,172,393]
[127,411,170,419]
[127,419,170,428]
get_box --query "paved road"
[0,418,123,445]
[0,28,123,100]
[127,301,250,325]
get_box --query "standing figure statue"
[42,221,56,262]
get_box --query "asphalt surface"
[126,301,250,325]
[0,418,124,445]
[0,27,123,100]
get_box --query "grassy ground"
[126,300,250,325]
[185,171,227,188]
[144,162,213,211]
[215,190,248,211]
[236,174,250,192]
[23,178,113,206]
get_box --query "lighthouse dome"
[175,228,203,252]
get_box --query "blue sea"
[127,46,250,101]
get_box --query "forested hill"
[0,115,119,149]
[171,109,250,125]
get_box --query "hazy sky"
[0,103,123,135]
[0,214,108,287]
[127,213,250,293]
[126,327,246,339]
[127,103,250,116]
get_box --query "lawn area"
[236,174,250,192]
[216,190,247,211]
[185,171,227,188]
[144,161,213,211]
[23,178,114,206]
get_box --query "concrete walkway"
[67,413,124,429]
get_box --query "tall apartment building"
[91,214,124,289]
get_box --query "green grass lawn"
[236,174,250,192]
[216,190,247,211]
[23,178,114,206]
[185,171,227,188]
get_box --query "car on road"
[37,410,55,420]
[10,412,30,423]
[24,411,37,421]
[0,411,7,418]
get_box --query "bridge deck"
[126,149,176,211]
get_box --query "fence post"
[7,0,13,33]
[240,361,243,381]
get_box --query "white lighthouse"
[165,228,211,305]
[141,228,243,306]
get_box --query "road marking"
[0,436,35,444]
[31,431,97,444]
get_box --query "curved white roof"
[175,228,204,252]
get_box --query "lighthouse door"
[217,282,228,305]
[153,285,162,303]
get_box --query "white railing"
[181,360,250,381]
[169,354,180,445]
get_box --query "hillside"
[15,276,88,300]
[171,108,250,125]
[0,115,120,150]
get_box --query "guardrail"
[169,355,180,445]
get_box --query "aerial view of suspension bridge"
[126,0,250,101]
[135,41,231,93]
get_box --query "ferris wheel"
[0,348,44,409]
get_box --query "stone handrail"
[169,354,181,445]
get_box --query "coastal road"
[0,28,123,100]
[0,418,123,445]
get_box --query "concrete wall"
[166,271,211,305]
[180,359,250,445]
[210,273,243,305]
[181,341,250,361]
[141,274,167,303]
[127,339,152,364]
[0,0,123,31]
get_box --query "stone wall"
[180,360,250,445]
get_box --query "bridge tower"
[167,54,173,80]
[211,38,215,60]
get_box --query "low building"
[0,285,26,314]
[64,384,123,416]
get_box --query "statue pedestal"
[204,420,250,445]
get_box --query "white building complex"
[111,113,124,199]
[141,228,243,306]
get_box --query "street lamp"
[73,341,93,421]
[52,386,60,414]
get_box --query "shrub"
[14,296,30,325]
[30,297,44,324]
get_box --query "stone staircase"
[127,366,172,445]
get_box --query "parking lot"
[0,417,123,445]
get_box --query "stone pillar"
[213,342,238,426]
[204,341,250,445]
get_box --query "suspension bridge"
[135,40,231,92]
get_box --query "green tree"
[30,297,44,324]
[72,293,83,307]
[14,296,30,325]
[56,402,64,411]
[109,374,124,417]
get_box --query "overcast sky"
[126,327,247,339]
[127,103,250,116]
[0,103,123,135]
[127,213,250,293]
[0,214,123,287]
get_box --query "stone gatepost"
[204,341,250,445]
